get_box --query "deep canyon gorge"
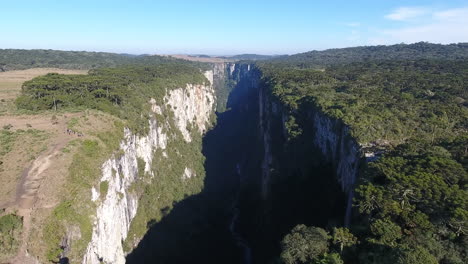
[1,43,466,264]
[84,63,358,264]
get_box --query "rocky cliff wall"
[258,73,364,226]
[82,71,216,264]
[310,111,362,226]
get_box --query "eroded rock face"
[259,79,363,226]
[259,80,273,199]
[165,80,215,142]
[82,71,215,264]
[83,119,166,264]
[312,111,360,194]
[311,111,361,226]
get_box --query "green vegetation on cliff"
[14,60,214,262]
[260,59,467,144]
[354,142,467,264]
[259,43,467,263]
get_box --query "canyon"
[1,43,466,264]
[78,62,366,263]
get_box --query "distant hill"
[4,43,468,71]
[218,54,280,61]
[269,42,468,68]
[175,54,280,62]
[0,49,191,71]
[189,54,212,58]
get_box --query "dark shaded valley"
[126,65,345,263]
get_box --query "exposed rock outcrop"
[257,69,364,226]
[82,71,216,264]
[83,113,167,264]
[310,111,361,226]
[166,74,215,142]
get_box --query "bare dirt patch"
[0,111,119,263]
[0,129,49,206]
[0,113,84,205]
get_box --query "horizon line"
[1,41,467,57]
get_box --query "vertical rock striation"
[310,111,362,226]
[166,79,215,142]
[257,71,363,226]
[83,122,166,264]
[82,71,216,264]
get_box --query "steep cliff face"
[82,71,216,264]
[81,62,362,263]
[258,76,363,226]
[212,62,257,112]
[258,82,273,199]
[228,63,257,86]
[310,111,362,226]
[166,74,215,142]
[83,120,166,264]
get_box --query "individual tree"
[315,253,344,264]
[332,227,357,253]
[280,225,329,264]
[369,218,402,247]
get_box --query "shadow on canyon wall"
[236,95,346,263]
[126,71,260,264]
[127,68,345,264]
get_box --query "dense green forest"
[15,63,208,132]
[0,49,209,71]
[271,42,468,68]
[257,44,467,264]
[260,59,467,144]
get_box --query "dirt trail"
[0,114,82,264]
[16,140,68,209]
[9,141,68,264]
[0,68,88,263]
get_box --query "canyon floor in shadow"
[126,70,346,263]
[126,76,260,264]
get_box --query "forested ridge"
[257,43,467,264]
[15,63,208,132]
[0,49,209,71]
[260,59,467,144]
[271,42,468,68]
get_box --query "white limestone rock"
[165,71,215,142]
[182,167,195,180]
[83,76,216,264]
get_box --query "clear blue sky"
[1,0,467,55]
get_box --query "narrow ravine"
[126,63,349,263]
[126,64,260,263]
[229,163,252,264]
